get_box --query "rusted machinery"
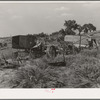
[12,35,36,50]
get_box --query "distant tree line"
[51,20,96,36]
[49,19,96,41]
[30,19,97,43]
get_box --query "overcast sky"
[0,2,100,37]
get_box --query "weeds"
[8,48,100,88]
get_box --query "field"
[0,37,100,88]
[1,2,100,89]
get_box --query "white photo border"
[0,1,100,99]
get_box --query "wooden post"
[79,32,81,51]
[72,43,74,54]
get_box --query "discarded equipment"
[12,35,36,49]
[64,31,100,52]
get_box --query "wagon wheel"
[47,45,57,59]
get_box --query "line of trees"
[64,20,96,35]
[32,19,97,43]
[51,20,96,36]
[49,19,97,43]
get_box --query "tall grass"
[9,49,100,88]
[64,49,100,88]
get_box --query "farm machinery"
[11,35,67,66]
[11,35,77,59]
[12,35,57,59]
[0,30,99,69]
[10,31,100,66]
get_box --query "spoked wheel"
[47,45,57,59]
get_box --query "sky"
[0,2,100,37]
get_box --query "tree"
[59,28,66,36]
[82,23,96,33]
[82,23,97,49]
[82,24,89,33]
[64,20,77,35]
[88,23,96,32]
[38,32,48,37]
[76,25,83,34]
[50,31,59,36]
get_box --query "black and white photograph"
[0,1,100,90]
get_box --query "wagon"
[12,35,36,50]
[12,35,48,59]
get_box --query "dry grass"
[66,56,100,88]
[1,48,100,88]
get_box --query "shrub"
[10,65,38,88]
[10,63,62,88]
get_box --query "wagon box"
[12,35,36,49]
